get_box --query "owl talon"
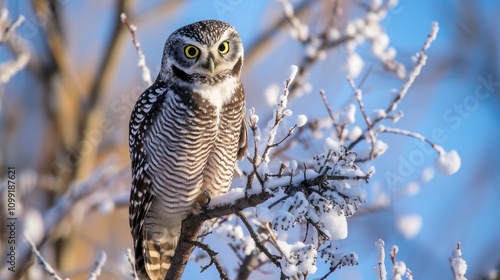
[193,191,212,215]
[203,191,211,207]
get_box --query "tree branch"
[24,234,64,280]
[348,22,440,151]
[191,241,229,280]
[87,251,107,280]
[236,212,282,268]
[236,251,260,280]
[121,13,152,85]
[166,191,272,279]
[348,77,377,160]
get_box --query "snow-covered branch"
[376,239,387,280]
[0,8,29,84]
[348,21,440,152]
[24,233,65,280]
[0,9,25,44]
[389,245,413,280]
[87,251,107,280]
[376,126,461,175]
[450,243,468,280]
[386,22,439,114]
[348,77,377,160]
[121,12,152,85]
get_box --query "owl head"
[160,20,244,84]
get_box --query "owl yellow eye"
[184,45,199,59]
[218,41,229,54]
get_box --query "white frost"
[324,137,341,152]
[451,243,468,279]
[393,261,407,280]
[289,65,299,83]
[335,103,356,125]
[215,224,240,243]
[420,167,435,183]
[348,126,363,141]
[371,0,383,9]
[256,204,275,222]
[98,199,116,214]
[404,182,420,196]
[396,214,422,239]
[487,268,498,279]
[375,239,387,280]
[452,258,468,278]
[328,27,340,40]
[296,114,307,127]
[347,53,364,78]
[24,209,44,243]
[250,112,259,126]
[356,140,388,159]
[265,84,281,106]
[208,187,245,206]
[277,240,318,277]
[391,245,399,254]
[434,149,461,175]
[288,159,298,173]
[372,33,390,57]
[371,109,387,120]
[322,213,348,240]
[0,52,30,84]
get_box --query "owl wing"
[130,167,155,278]
[129,81,167,277]
[237,89,248,161]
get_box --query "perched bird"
[128,20,247,279]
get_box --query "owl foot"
[193,190,211,215]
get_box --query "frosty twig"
[0,8,29,84]
[24,234,64,280]
[121,12,152,85]
[87,251,107,280]
[348,22,440,151]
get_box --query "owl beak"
[207,57,215,75]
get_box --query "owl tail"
[142,226,181,280]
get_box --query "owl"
[128,20,247,279]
